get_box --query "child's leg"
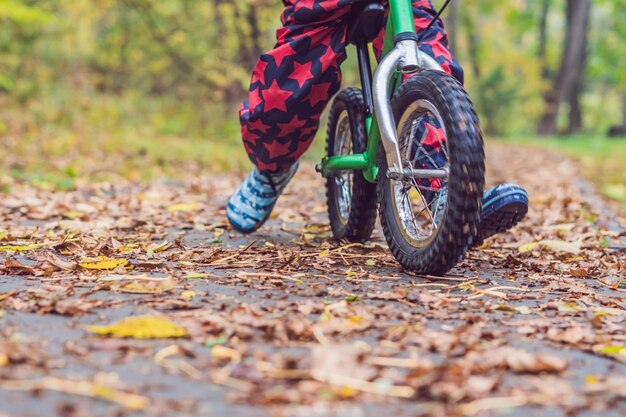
[239,1,356,174]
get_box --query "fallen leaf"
[85,316,188,339]
[167,202,201,213]
[80,256,129,270]
[146,240,171,257]
[99,274,176,294]
[592,344,626,363]
[0,377,148,410]
[211,345,241,362]
[182,273,210,279]
[519,240,581,254]
[180,290,196,300]
[0,243,44,252]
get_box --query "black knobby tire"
[378,71,485,275]
[326,88,377,242]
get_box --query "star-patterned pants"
[239,0,463,173]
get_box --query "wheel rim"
[333,110,353,223]
[390,100,449,248]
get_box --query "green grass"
[0,88,333,190]
[501,135,626,210]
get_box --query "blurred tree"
[538,0,590,135]
[589,0,626,134]
[0,0,624,139]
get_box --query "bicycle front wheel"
[378,71,485,275]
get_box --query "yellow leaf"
[80,256,129,270]
[319,249,329,258]
[518,242,539,253]
[585,375,600,385]
[365,259,376,266]
[558,301,583,313]
[146,240,171,257]
[62,211,84,219]
[335,385,359,399]
[211,345,241,362]
[539,239,582,254]
[304,224,329,233]
[116,244,138,252]
[213,228,225,239]
[519,240,581,254]
[180,290,196,300]
[494,304,517,312]
[318,311,332,322]
[0,231,8,241]
[0,243,44,252]
[591,344,626,364]
[182,272,209,279]
[167,202,201,213]
[0,353,8,367]
[85,316,188,339]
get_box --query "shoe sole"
[477,200,528,243]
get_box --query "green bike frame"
[319,0,443,183]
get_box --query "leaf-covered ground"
[0,144,625,417]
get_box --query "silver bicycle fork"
[373,40,446,180]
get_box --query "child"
[227,0,528,241]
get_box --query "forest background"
[0,0,625,209]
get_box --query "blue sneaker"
[477,183,528,242]
[226,163,299,234]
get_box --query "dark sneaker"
[477,183,528,243]
[226,162,299,234]
[408,113,528,244]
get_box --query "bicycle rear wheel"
[378,71,485,275]
[326,88,377,242]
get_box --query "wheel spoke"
[392,100,451,245]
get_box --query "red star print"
[293,1,313,14]
[248,87,263,111]
[430,33,452,62]
[263,80,292,112]
[242,130,262,144]
[251,59,269,84]
[247,117,272,134]
[306,82,331,107]
[289,61,315,88]
[277,114,308,133]
[299,126,318,139]
[273,43,297,68]
[318,47,340,72]
[267,139,294,160]
[256,160,278,172]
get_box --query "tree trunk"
[537,0,550,82]
[247,2,262,64]
[460,6,481,80]
[446,1,459,56]
[568,81,583,133]
[537,0,590,135]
